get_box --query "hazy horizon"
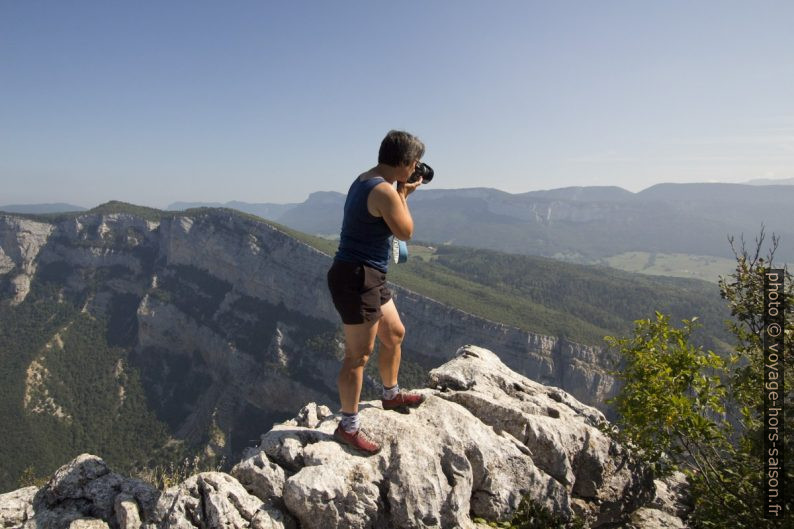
[4,176,794,212]
[3,1,793,209]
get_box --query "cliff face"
[0,346,691,529]
[0,208,618,471]
[0,216,55,304]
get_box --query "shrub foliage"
[603,229,793,527]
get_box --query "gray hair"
[378,130,425,166]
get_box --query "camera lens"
[419,162,434,184]
[409,162,434,184]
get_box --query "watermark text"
[764,269,785,519]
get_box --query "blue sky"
[2,1,793,208]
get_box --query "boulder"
[3,454,158,529]
[428,345,656,525]
[0,486,37,528]
[231,452,288,509]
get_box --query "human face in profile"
[398,159,421,183]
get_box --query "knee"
[381,323,405,347]
[343,346,373,369]
[350,353,370,368]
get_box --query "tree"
[603,228,792,528]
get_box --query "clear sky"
[2,1,793,209]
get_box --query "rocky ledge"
[0,346,691,529]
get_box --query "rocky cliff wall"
[152,210,616,410]
[0,208,620,467]
[0,210,618,408]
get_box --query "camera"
[408,162,434,184]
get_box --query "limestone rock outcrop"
[0,454,158,529]
[0,215,54,305]
[0,346,691,529]
[152,472,293,529]
[0,486,37,528]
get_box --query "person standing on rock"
[326,130,427,455]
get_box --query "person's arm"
[370,181,420,240]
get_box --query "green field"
[599,252,738,283]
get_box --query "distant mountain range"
[167,182,794,262]
[5,181,791,266]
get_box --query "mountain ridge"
[162,181,794,264]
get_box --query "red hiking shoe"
[382,391,426,413]
[333,425,382,455]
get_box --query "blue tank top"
[334,175,393,272]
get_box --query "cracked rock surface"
[0,345,689,528]
[154,472,293,529]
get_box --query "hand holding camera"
[408,162,434,184]
[399,161,434,198]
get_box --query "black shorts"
[327,259,392,324]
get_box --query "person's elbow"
[393,219,413,241]
[382,205,413,240]
[394,225,413,241]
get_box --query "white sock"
[382,383,400,400]
[340,412,360,433]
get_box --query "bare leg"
[338,319,379,414]
[376,299,406,388]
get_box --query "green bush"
[603,312,729,477]
[602,230,793,527]
[17,466,49,489]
